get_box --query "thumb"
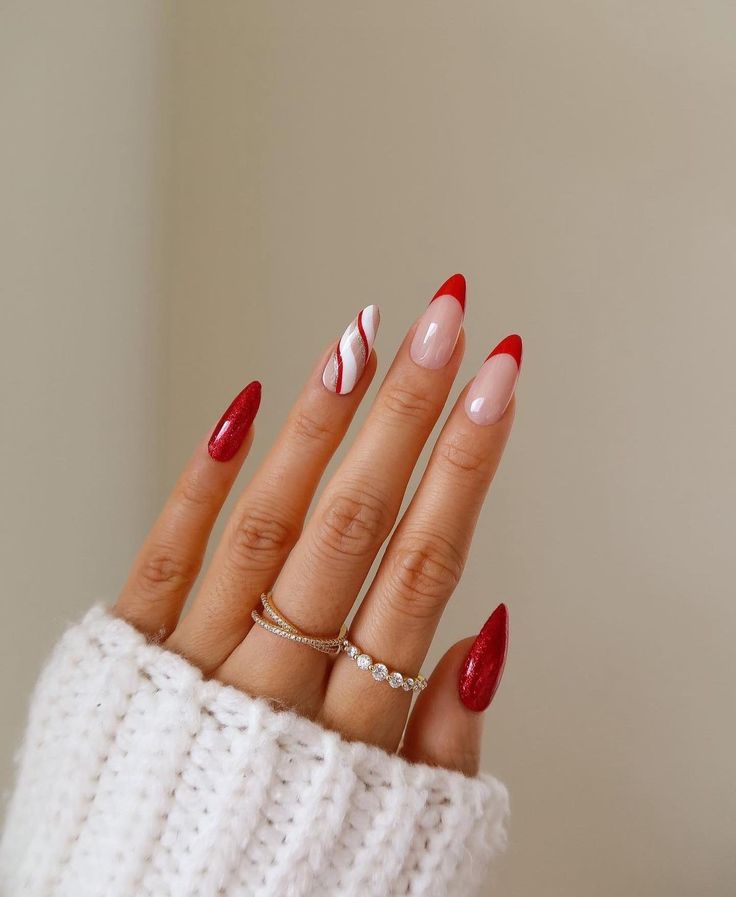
[401,604,508,776]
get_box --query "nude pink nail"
[465,335,523,426]
[410,274,466,370]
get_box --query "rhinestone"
[388,671,403,689]
[371,663,388,681]
[356,654,372,670]
[403,678,415,691]
[345,644,359,659]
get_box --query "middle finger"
[217,274,467,711]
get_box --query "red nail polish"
[458,603,509,712]
[432,273,466,311]
[487,333,522,368]
[208,381,261,462]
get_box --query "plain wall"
[0,0,169,795]
[3,3,736,896]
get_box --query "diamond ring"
[341,638,427,693]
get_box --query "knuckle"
[317,488,392,560]
[438,432,492,479]
[384,534,463,622]
[176,467,219,511]
[290,408,335,447]
[138,551,198,596]
[379,383,439,424]
[228,507,298,572]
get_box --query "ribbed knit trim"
[0,606,509,897]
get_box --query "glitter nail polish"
[208,380,261,462]
[458,603,509,712]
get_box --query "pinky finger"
[401,604,508,775]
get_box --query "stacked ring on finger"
[251,592,345,656]
[341,638,428,694]
[252,592,427,693]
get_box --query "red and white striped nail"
[322,305,380,395]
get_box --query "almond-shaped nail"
[208,380,261,462]
[465,334,522,426]
[458,603,509,712]
[410,273,466,370]
[322,304,380,395]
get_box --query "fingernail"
[208,380,262,462]
[322,304,380,395]
[464,334,523,426]
[410,273,466,370]
[458,603,509,712]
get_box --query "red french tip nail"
[458,603,509,712]
[432,273,466,311]
[487,334,523,369]
[208,380,262,462]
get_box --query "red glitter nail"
[458,603,509,712]
[208,381,261,462]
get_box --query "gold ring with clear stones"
[341,637,428,693]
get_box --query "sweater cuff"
[1,606,509,897]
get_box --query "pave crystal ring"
[341,637,428,693]
[251,592,345,656]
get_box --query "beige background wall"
[2,3,735,895]
[1,0,169,817]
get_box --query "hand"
[114,274,520,776]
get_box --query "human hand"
[114,274,520,776]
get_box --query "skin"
[114,315,515,776]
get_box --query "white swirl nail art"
[322,304,380,395]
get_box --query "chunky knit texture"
[0,607,509,897]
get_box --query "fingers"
[276,286,466,634]
[166,310,379,671]
[219,275,467,711]
[323,336,521,749]
[114,381,261,638]
[401,604,508,775]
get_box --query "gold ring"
[251,592,345,656]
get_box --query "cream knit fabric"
[0,607,509,897]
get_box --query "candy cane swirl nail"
[322,304,380,395]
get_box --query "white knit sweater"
[0,607,509,897]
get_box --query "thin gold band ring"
[251,592,345,655]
